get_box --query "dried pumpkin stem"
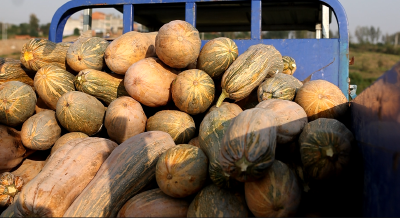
[321,146,335,157]
[216,89,229,108]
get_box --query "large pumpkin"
[0,81,36,127]
[0,172,23,207]
[11,159,46,184]
[104,96,147,144]
[220,108,277,182]
[156,144,208,198]
[66,37,109,72]
[171,69,215,115]
[146,110,196,144]
[295,80,348,121]
[0,60,35,89]
[197,37,238,78]
[51,132,89,154]
[0,125,27,173]
[257,73,303,102]
[34,64,76,110]
[124,57,179,107]
[155,20,201,69]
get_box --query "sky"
[0,0,399,37]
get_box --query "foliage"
[349,72,377,95]
[73,28,80,36]
[29,14,40,37]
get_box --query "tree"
[19,23,30,35]
[40,23,51,37]
[73,28,80,36]
[29,14,40,37]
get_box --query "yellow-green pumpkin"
[0,59,35,90]
[257,73,303,102]
[282,56,297,75]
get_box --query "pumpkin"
[256,99,307,144]
[295,80,348,121]
[0,125,27,173]
[35,96,51,114]
[104,31,157,75]
[171,69,215,115]
[20,39,69,71]
[63,131,176,217]
[51,132,89,154]
[14,137,118,217]
[282,56,297,75]
[74,69,129,105]
[155,20,201,69]
[197,37,238,78]
[156,144,208,198]
[34,64,76,110]
[187,184,249,217]
[21,110,61,150]
[0,60,35,89]
[188,137,200,148]
[66,37,109,72]
[146,110,196,144]
[117,188,190,217]
[0,172,23,207]
[220,108,277,182]
[104,96,147,144]
[124,57,179,107]
[198,102,242,188]
[257,73,303,102]
[299,118,354,180]
[11,159,46,184]
[236,88,259,110]
[244,160,302,217]
[0,81,36,127]
[216,44,284,107]
[56,91,106,136]
[0,202,16,217]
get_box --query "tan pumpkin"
[11,159,46,184]
[51,132,89,154]
[188,137,200,148]
[0,60,35,89]
[0,125,27,173]
[0,172,23,207]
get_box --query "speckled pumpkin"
[257,73,303,102]
[51,132,89,154]
[0,60,35,89]
[282,56,297,75]
[0,172,23,207]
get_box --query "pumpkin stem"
[216,89,229,108]
[321,146,335,157]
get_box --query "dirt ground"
[0,39,30,58]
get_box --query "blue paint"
[251,0,261,40]
[185,2,197,27]
[123,4,134,33]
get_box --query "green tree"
[73,28,80,36]
[29,14,40,37]
[19,23,30,35]
[40,23,51,36]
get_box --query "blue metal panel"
[123,4,134,33]
[185,2,197,27]
[251,0,261,40]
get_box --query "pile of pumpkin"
[0,20,354,217]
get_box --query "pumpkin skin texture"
[35,96,52,114]
[295,80,348,121]
[155,20,201,69]
[0,125,27,173]
[199,102,243,188]
[124,57,179,107]
[66,37,109,72]
[146,110,196,144]
[156,144,208,198]
[0,60,35,89]
[117,188,189,217]
[197,37,238,78]
[282,56,297,75]
[56,91,106,136]
[104,96,147,144]
[220,108,277,182]
[216,44,284,107]
[299,118,353,180]
[11,159,46,184]
[34,64,76,110]
[105,31,156,75]
[1,201,16,217]
[63,131,176,217]
[256,99,307,144]
[14,137,118,217]
[188,137,200,148]
[245,160,302,217]
[74,69,129,105]
[0,81,36,127]
[171,69,215,115]
[257,73,303,102]
[51,132,89,154]
[187,184,249,217]
[0,172,24,207]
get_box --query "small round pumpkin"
[282,56,297,75]
[51,132,89,155]
[295,80,348,121]
[156,144,208,198]
[171,69,215,115]
[155,20,201,69]
[257,73,303,102]
[0,172,24,207]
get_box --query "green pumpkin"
[282,56,297,75]
[0,60,35,90]
[67,37,109,72]
[257,73,303,102]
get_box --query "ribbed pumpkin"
[104,96,147,144]
[51,132,89,154]
[0,81,36,127]
[66,37,109,72]
[124,57,179,107]
[216,44,284,107]
[34,64,76,110]
[63,131,176,217]
[171,69,215,115]
[105,31,157,74]
[155,20,201,69]
[198,102,243,188]
[0,172,23,207]
[56,91,106,136]
[11,159,46,184]
[20,110,61,150]
[20,39,69,71]
[0,60,35,89]
[156,144,208,198]
[282,56,297,75]
[187,184,249,217]
[256,99,308,144]
[146,110,196,144]
[197,37,238,78]
[245,160,302,217]
[295,80,348,121]
[117,188,190,217]
[188,137,200,148]
[0,125,26,173]
[257,73,303,102]
[299,118,354,180]
[74,69,129,105]
[220,108,277,182]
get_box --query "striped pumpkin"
[0,60,35,89]
[0,172,23,207]
[216,44,284,107]
[197,37,238,78]
[257,73,303,102]
[282,56,297,75]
